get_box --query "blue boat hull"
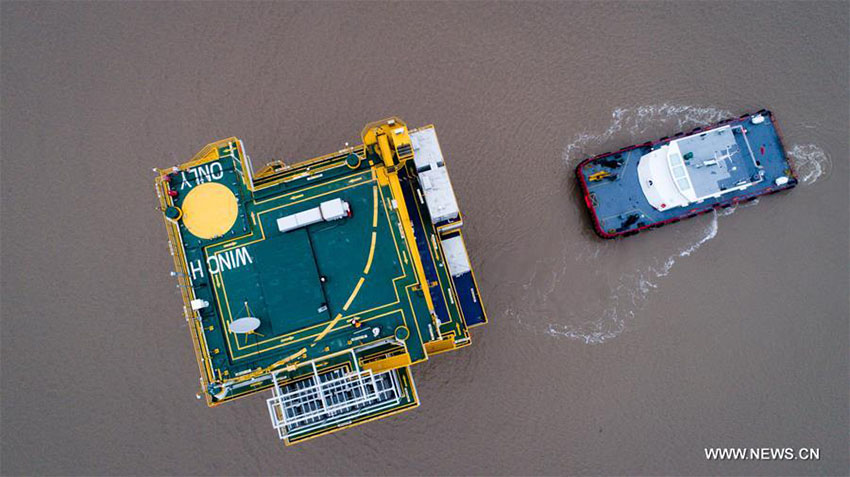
[576,110,798,239]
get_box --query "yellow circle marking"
[394,325,409,340]
[181,182,238,239]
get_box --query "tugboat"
[576,110,797,238]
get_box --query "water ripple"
[788,144,832,185]
[525,105,779,343]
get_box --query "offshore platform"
[155,118,486,445]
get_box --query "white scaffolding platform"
[266,351,403,441]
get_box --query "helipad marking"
[179,161,225,189]
[209,247,253,274]
[181,182,238,239]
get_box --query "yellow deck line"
[229,347,307,386]
[254,169,371,205]
[233,288,405,357]
[364,232,377,274]
[314,313,344,342]
[271,348,306,369]
[372,185,379,227]
[208,177,375,357]
[193,195,377,361]
[179,148,432,371]
[225,181,391,352]
[232,301,405,360]
[160,129,463,409]
[206,176,371,261]
[219,181,411,358]
[343,277,366,311]
[255,157,350,191]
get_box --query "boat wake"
[563,105,732,195]
[543,199,761,344]
[511,105,831,344]
[519,104,773,343]
[787,144,832,185]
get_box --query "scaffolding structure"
[266,351,404,441]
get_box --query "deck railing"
[154,177,214,400]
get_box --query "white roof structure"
[419,167,460,224]
[638,125,762,211]
[410,128,460,224]
[441,236,471,277]
[410,128,444,172]
[637,145,693,211]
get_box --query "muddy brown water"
[2,2,848,476]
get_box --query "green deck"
[155,120,486,444]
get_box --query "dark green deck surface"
[156,124,486,444]
[171,156,430,378]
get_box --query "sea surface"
[1,2,848,476]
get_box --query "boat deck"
[678,125,760,197]
[155,120,486,444]
[577,110,797,238]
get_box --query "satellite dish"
[230,316,261,334]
